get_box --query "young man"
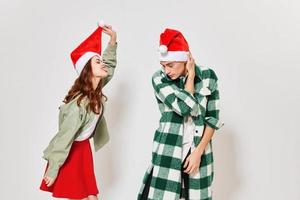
[138,28,223,200]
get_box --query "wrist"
[187,72,195,81]
[109,38,117,45]
[195,146,204,156]
[109,34,117,45]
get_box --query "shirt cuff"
[205,117,224,130]
[45,161,59,179]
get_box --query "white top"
[182,116,196,161]
[75,114,100,141]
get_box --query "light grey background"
[0,0,299,199]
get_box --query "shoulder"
[152,69,166,85]
[198,65,219,81]
[152,69,167,90]
[152,69,163,79]
[59,95,88,117]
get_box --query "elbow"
[205,116,224,130]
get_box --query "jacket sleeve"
[204,71,224,130]
[43,104,85,179]
[152,72,200,117]
[102,43,117,87]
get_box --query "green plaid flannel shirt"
[138,65,223,200]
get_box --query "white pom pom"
[98,20,105,27]
[158,45,168,54]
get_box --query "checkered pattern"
[138,65,223,200]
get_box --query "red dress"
[40,139,99,199]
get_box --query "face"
[160,61,187,80]
[90,55,108,78]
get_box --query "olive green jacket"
[42,43,117,179]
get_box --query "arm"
[205,78,223,129]
[43,104,85,185]
[193,78,223,159]
[152,53,200,117]
[184,53,196,94]
[102,25,117,87]
[184,70,223,174]
[152,73,200,117]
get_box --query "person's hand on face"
[186,52,195,78]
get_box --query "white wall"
[0,0,299,199]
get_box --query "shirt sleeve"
[43,104,85,179]
[204,71,224,130]
[152,72,200,117]
[102,43,117,87]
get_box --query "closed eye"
[96,59,103,64]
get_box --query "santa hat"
[158,28,189,62]
[70,21,106,75]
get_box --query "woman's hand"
[102,24,117,45]
[186,52,195,78]
[43,175,56,187]
[183,148,203,174]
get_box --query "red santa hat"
[70,21,106,75]
[158,28,190,62]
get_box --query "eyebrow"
[161,62,172,66]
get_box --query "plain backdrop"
[0,0,299,199]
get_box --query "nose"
[165,67,171,75]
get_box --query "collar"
[195,64,203,80]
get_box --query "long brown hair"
[63,59,107,114]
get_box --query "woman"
[40,23,117,200]
[138,28,223,200]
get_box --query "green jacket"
[138,65,223,200]
[42,43,117,179]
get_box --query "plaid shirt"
[138,65,223,200]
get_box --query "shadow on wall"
[213,127,241,200]
[93,80,131,199]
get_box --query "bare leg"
[87,195,98,200]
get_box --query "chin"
[170,75,180,80]
[101,72,109,78]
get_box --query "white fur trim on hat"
[158,45,168,54]
[75,51,101,75]
[158,51,189,62]
[98,20,105,28]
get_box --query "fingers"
[190,166,198,174]
[185,164,200,174]
[183,159,200,174]
[102,24,112,31]
[43,176,55,187]
[102,25,116,38]
[193,167,199,174]
[43,176,49,184]
[183,156,190,168]
[187,51,194,61]
[184,164,192,174]
[47,179,55,187]
[187,52,192,61]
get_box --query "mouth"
[101,67,108,73]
